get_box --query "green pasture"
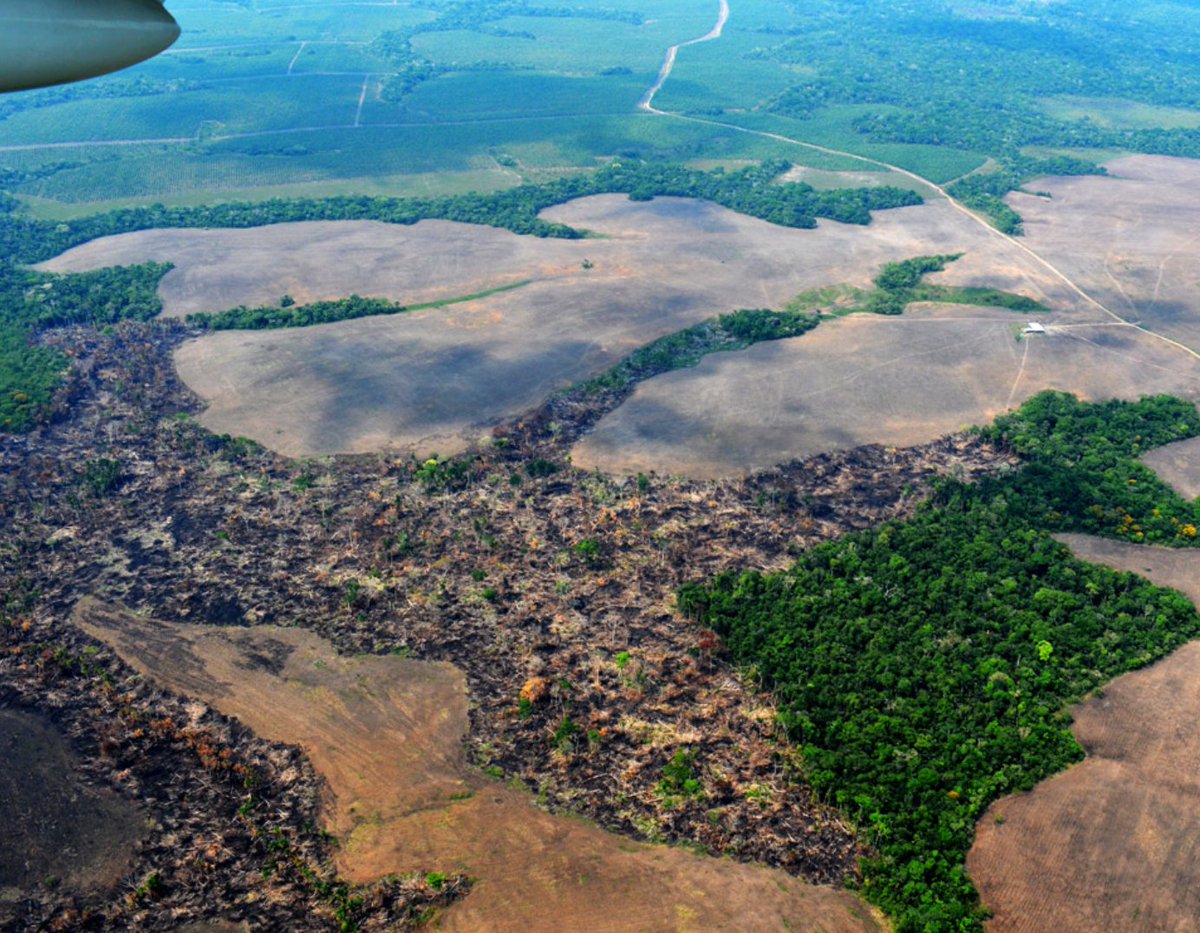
[4,114,832,206]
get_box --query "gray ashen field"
[39,189,1084,460]
[1012,155,1200,353]
[577,156,1200,476]
[573,306,1200,476]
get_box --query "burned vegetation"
[0,314,1018,928]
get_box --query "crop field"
[78,600,882,933]
[3,0,825,208]
[1037,96,1200,132]
[4,0,1200,214]
[10,114,810,211]
[968,534,1200,933]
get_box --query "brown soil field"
[0,709,144,921]
[968,534,1200,933]
[573,305,1200,477]
[578,155,1200,476]
[38,194,1081,459]
[1013,155,1200,353]
[77,600,882,933]
[1141,435,1200,500]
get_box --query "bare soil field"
[0,709,144,923]
[38,194,1081,459]
[577,155,1200,476]
[1013,155,1200,353]
[77,600,882,933]
[968,534,1200,933]
[573,306,1200,477]
[1141,435,1200,500]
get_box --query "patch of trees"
[826,254,1045,316]
[0,261,170,430]
[0,160,922,265]
[188,280,531,331]
[978,391,1200,545]
[753,0,1200,230]
[678,391,1200,931]
[574,307,820,397]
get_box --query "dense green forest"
[0,262,170,429]
[979,393,1200,544]
[0,161,921,265]
[679,391,1200,931]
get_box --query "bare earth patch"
[1141,435,1200,500]
[1013,155,1200,353]
[0,708,144,922]
[573,305,1200,477]
[76,600,881,933]
[967,535,1200,933]
[38,194,1079,459]
[576,155,1200,476]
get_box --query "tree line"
[679,390,1200,931]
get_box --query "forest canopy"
[680,391,1200,931]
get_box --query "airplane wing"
[0,0,179,93]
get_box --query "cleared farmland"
[577,156,1200,476]
[77,600,882,933]
[1014,155,1200,352]
[1142,435,1200,500]
[967,535,1200,933]
[43,192,1077,458]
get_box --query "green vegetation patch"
[574,307,821,398]
[188,280,533,331]
[0,261,170,430]
[786,253,1045,317]
[679,391,1200,931]
[0,160,921,265]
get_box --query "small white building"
[1023,322,1046,335]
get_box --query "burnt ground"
[0,319,1017,928]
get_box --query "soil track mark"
[968,535,1200,932]
[75,599,882,933]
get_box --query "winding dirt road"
[639,0,1200,366]
[637,0,729,111]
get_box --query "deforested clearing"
[573,306,1200,477]
[38,192,1077,459]
[76,600,882,933]
[1013,155,1200,352]
[576,156,1200,476]
[967,535,1200,933]
[1141,434,1200,500]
